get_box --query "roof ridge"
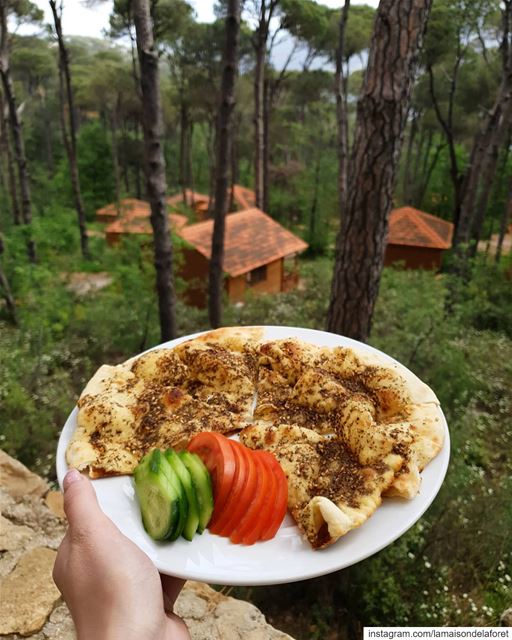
[411,210,450,247]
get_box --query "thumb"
[63,469,105,533]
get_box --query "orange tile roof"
[105,210,188,236]
[232,184,256,209]
[167,185,256,211]
[166,190,210,208]
[178,208,308,277]
[388,207,453,250]
[96,198,149,220]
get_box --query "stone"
[0,450,49,500]
[501,608,512,627]
[45,491,66,519]
[0,546,61,636]
[0,515,33,552]
[176,582,293,640]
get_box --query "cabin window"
[246,265,267,285]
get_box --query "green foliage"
[50,121,115,217]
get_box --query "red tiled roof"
[388,207,453,250]
[105,210,188,236]
[178,208,308,277]
[232,184,256,209]
[96,198,149,219]
[166,190,209,208]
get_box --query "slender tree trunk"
[0,91,20,224]
[133,0,177,341]
[209,0,240,328]
[0,236,16,324]
[0,6,35,261]
[253,13,266,209]
[427,56,464,231]
[454,81,512,251]
[309,150,321,248]
[327,0,433,341]
[468,136,505,258]
[187,121,194,198]
[49,0,89,259]
[207,117,216,216]
[135,118,142,199]
[335,0,350,216]
[402,111,418,203]
[495,174,512,264]
[179,97,188,204]
[263,76,271,212]
[416,141,446,207]
[111,102,121,213]
[44,112,54,179]
[229,114,240,211]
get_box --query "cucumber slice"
[133,450,182,541]
[179,451,214,533]
[157,450,188,541]
[165,449,200,541]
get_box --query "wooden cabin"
[177,208,308,307]
[95,198,149,224]
[166,190,210,221]
[385,206,453,270]
[167,184,257,221]
[105,209,188,246]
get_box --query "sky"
[25,0,380,39]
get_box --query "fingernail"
[64,469,82,490]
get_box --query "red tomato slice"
[260,452,288,541]
[187,432,237,517]
[216,441,259,537]
[209,440,250,533]
[229,451,274,545]
[241,451,277,545]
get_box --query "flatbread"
[252,339,443,499]
[66,328,262,478]
[239,423,402,548]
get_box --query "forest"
[0,0,511,637]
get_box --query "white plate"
[56,325,450,586]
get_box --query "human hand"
[53,469,190,640]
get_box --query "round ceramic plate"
[56,325,450,586]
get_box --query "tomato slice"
[187,432,237,518]
[208,440,248,533]
[229,451,274,545]
[260,451,288,541]
[215,441,259,537]
[241,451,277,545]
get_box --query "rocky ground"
[0,451,294,640]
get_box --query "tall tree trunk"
[207,116,216,216]
[327,0,433,341]
[309,150,322,248]
[335,0,350,216]
[179,98,189,204]
[111,101,121,213]
[135,118,142,199]
[495,174,512,264]
[427,47,464,231]
[453,81,512,251]
[402,110,418,204]
[0,6,35,261]
[133,0,177,341]
[416,140,445,207]
[209,0,240,329]
[0,235,16,324]
[263,76,270,213]
[253,5,268,209]
[0,91,20,225]
[229,113,240,211]
[49,1,89,259]
[187,121,195,199]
